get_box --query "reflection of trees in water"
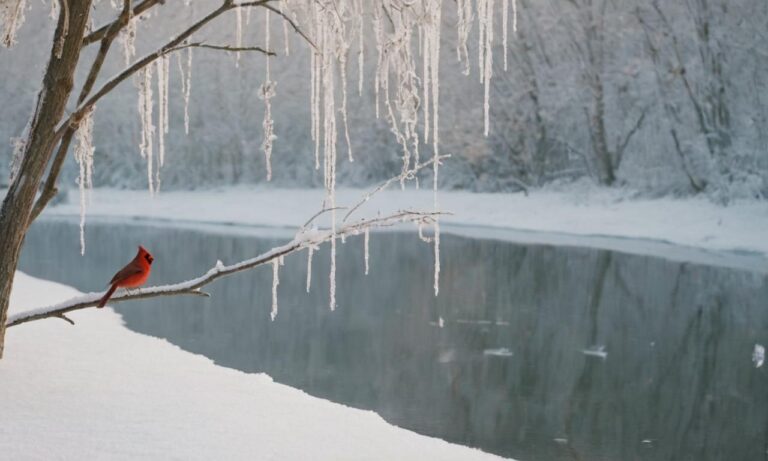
[20,220,768,461]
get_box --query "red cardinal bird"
[97,246,154,308]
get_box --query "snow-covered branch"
[58,0,276,136]
[6,210,443,328]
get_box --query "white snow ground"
[1,272,505,460]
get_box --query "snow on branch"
[6,210,443,329]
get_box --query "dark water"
[18,218,768,461]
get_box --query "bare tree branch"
[261,3,318,50]
[170,42,275,55]
[343,155,450,223]
[58,0,275,135]
[82,0,164,47]
[614,106,647,166]
[30,0,134,226]
[6,211,443,328]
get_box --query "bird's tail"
[98,284,117,308]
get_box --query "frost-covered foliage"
[0,0,766,202]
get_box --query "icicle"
[432,1,442,153]
[176,48,193,135]
[477,0,487,83]
[372,5,382,119]
[512,0,518,34]
[423,19,430,145]
[280,1,290,56]
[503,0,508,71]
[340,47,353,162]
[156,56,169,170]
[482,0,494,136]
[364,227,369,275]
[357,0,363,96]
[433,220,441,295]
[1,0,27,48]
[271,259,279,321]
[259,8,277,180]
[430,0,443,296]
[330,235,336,310]
[120,8,136,66]
[235,6,242,67]
[163,56,170,135]
[137,66,155,194]
[306,247,313,293]
[74,107,96,255]
[456,0,472,75]
[245,6,251,25]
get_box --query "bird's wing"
[108,263,143,286]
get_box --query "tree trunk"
[0,0,93,359]
[590,71,615,186]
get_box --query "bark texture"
[0,0,93,358]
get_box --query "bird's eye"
[146,255,153,264]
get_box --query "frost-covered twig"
[342,154,450,222]
[261,3,317,51]
[6,210,443,328]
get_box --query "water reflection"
[19,218,768,460]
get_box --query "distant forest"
[2,0,766,200]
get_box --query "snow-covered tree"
[0,0,523,358]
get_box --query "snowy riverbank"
[46,186,768,261]
[0,272,505,460]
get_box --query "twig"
[343,155,450,223]
[300,206,347,230]
[261,3,318,51]
[56,313,75,325]
[169,42,275,55]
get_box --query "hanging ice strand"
[356,0,363,96]
[74,107,96,255]
[512,0,518,34]
[259,8,277,180]
[306,247,313,293]
[156,55,170,189]
[425,0,443,296]
[455,0,473,76]
[137,65,156,194]
[235,5,242,67]
[177,47,193,135]
[271,259,279,321]
[363,227,369,275]
[479,0,495,136]
[119,6,136,66]
[503,0,509,71]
